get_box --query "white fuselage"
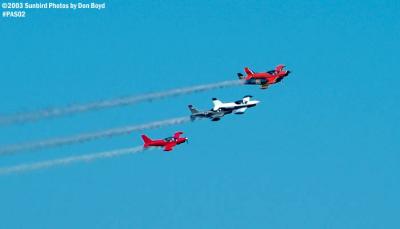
[212,100,260,111]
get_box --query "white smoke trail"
[0,80,242,125]
[0,146,148,175]
[0,116,191,155]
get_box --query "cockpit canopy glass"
[164,137,174,142]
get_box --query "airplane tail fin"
[141,135,152,146]
[244,67,254,75]
[188,105,199,114]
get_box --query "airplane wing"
[163,142,177,151]
[234,107,247,114]
[261,83,269,89]
[212,98,223,111]
[173,131,183,139]
[242,95,253,104]
[275,64,285,72]
[210,111,225,121]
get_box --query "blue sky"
[0,0,399,228]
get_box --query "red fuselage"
[144,138,187,147]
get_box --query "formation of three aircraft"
[141,65,291,151]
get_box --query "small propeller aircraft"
[188,95,260,121]
[141,131,188,151]
[238,64,291,89]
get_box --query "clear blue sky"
[0,0,399,228]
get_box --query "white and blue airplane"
[188,95,260,121]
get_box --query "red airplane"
[238,64,291,89]
[141,131,188,151]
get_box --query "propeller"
[185,137,189,144]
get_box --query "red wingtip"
[276,64,285,71]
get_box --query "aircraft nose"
[185,137,189,143]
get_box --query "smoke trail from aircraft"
[0,146,148,175]
[0,80,242,125]
[0,116,190,155]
